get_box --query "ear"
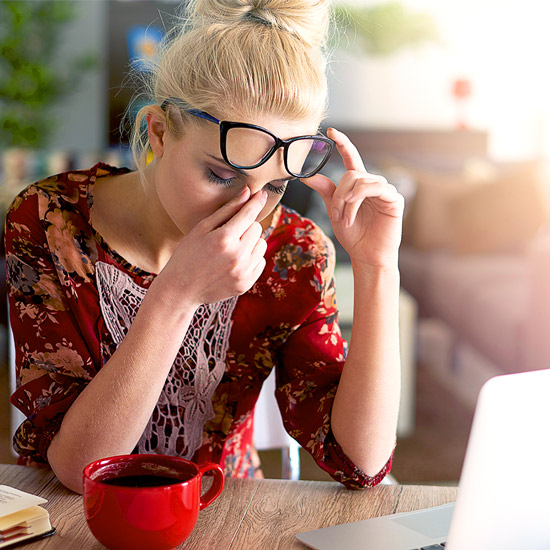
[147,110,167,158]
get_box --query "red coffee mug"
[83,454,224,550]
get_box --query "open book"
[0,486,55,548]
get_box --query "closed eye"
[265,182,287,195]
[207,169,235,187]
[207,168,290,195]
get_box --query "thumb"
[300,173,336,211]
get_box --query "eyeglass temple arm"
[160,98,221,125]
[186,109,220,125]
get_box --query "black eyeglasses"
[161,98,335,178]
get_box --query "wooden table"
[0,464,457,549]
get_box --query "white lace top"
[96,261,238,459]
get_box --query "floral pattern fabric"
[4,163,393,489]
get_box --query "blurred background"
[1,0,549,485]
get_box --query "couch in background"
[396,158,550,406]
[331,128,549,408]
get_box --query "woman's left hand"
[302,128,405,269]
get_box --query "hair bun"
[189,0,330,49]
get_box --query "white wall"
[327,47,457,130]
[327,0,550,161]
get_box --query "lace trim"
[96,261,237,459]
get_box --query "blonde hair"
[127,0,332,180]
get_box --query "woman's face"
[150,111,320,235]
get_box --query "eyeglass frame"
[160,98,335,178]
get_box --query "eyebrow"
[206,154,292,184]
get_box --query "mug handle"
[197,462,225,510]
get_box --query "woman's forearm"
[47,189,269,493]
[331,263,401,477]
[47,279,197,493]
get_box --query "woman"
[5,0,403,493]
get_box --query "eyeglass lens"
[225,127,331,177]
[225,127,275,167]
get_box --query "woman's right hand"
[47,188,268,492]
[154,186,268,307]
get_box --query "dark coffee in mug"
[102,474,190,487]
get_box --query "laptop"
[296,368,550,550]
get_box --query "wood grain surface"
[0,464,457,549]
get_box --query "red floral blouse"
[4,163,392,489]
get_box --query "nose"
[246,151,288,194]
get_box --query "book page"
[0,505,50,532]
[0,487,47,517]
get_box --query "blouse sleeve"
[4,189,97,465]
[274,233,393,489]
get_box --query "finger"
[250,236,268,267]
[330,170,365,223]
[233,236,267,295]
[249,255,267,290]
[300,173,336,213]
[236,242,267,296]
[343,181,400,227]
[300,173,336,202]
[250,241,267,277]
[240,220,263,254]
[328,128,366,173]
[343,174,390,202]
[200,186,251,231]
[222,190,268,236]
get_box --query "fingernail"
[344,215,351,227]
[332,208,341,221]
[258,190,268,201]
[234,187,248,201]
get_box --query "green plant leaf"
[331,2,440,57]
[0,0,97,147]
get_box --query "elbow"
[54,466,84,494]
[47,438,84,494]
